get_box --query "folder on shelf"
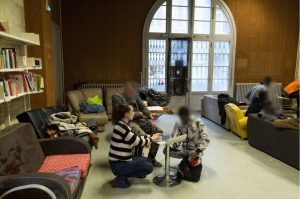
[36,74,42,91]
[25,73,33,91]
[16,56,27,68]
[7,80,17,96]
[4,80,10,96]
[0,77,7,96]
[0,82,4,100]
[0,50,3,69]
[5,49,11,68]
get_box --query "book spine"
[5,49,10,69]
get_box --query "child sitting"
[165,106,210,182]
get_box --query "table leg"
[153,144,180,187]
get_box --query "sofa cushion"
[0,124,45,175]
[38,154,90,178]
[51,166,81,193]
[67,90,85,112]
[80,112,108,126]
[80,88,103,100]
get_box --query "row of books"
[0,72,44,100]
[0,48,17,69]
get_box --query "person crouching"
[109,104,162,188]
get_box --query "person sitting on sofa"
[246,90,269,116]
[112,81,163,167]
[109,104,162,188]
[245,76,274,104]
[164,106,210,182]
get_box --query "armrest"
[238,117,248,129]
[0,173,71,199]
[39,137,91,156]
[241,109,247,115]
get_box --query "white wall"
[0,0,25,34]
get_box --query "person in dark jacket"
[246,90,269,116]
[112,82,163,167]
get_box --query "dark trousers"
[133,119,161,160]
[177,157,202,182]
[109,156,153,183]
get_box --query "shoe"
[152,159,162,167]
[111,178,131,189]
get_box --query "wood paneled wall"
[61,0,299,92]
[225,0,299,86]
[61,0,156,91]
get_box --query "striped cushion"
[52,166,81,193]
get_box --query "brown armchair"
[66,88,108,131]
[0,123,91,199]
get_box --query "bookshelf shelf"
[0,67,43,73]
[0,31,40,46]
[0,68,25,72]
[0,90,44,104]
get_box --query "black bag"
[139,87,170,107]
[177,157,202,182]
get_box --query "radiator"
[79,83,123,93]
[236,83,282,105]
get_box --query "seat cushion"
[51,166,81,193]
[80,112,108,126]
[38,154,90,178]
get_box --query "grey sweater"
[112,92,151,119]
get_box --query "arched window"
[143,0,236,100]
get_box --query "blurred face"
[179,114,190,124]
[123,85,137,99]
[125,106,134,121]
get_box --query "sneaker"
[111,178,131,189]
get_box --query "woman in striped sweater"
[109,104,162,188]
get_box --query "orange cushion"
[38,154,90,178]
[283,80,300,94]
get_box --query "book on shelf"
[6,72,29,92]
[0,72,43,98]
[0,48,17,69]
[7,80,17,96]
[4,80,10,96]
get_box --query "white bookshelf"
[0,31,42,130]
[0,67,43,73]
[0,31,40,46]
[0,90,44,104]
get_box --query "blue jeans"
[109,156,153,184]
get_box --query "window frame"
[143,0,236,95]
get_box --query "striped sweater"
[109,121,151,161]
